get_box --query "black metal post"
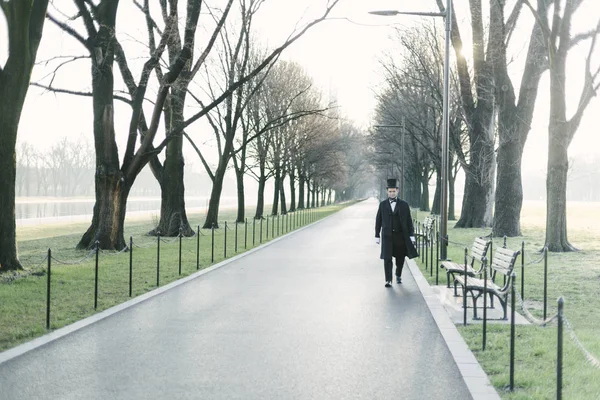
[235,221,238,253]
[557,297,564,400]
[442,234,448,261]
[482,256,488,350]
[260,218,263,243]
[252,218,255,246]
[245,218,248,249]
[430,230,434,278]
[272,214,275,236]
[418,222,421,250]
[503,235,507,248]
[211,223,215,263]
[521,240,525,301]
[196,226,200,270]
[510,271,516,391]
[224,221,227,258]
[543,247,548,320]
[94,240,99,309]
[436,227,440,285]
[463,247,468,326]
[425,229,429,271]
[179,227,183,275]
[46,248,51,330]
[129,236,133,297]
[156,231,161,286]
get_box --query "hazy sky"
[1,0,599,183]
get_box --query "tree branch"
[505,0,523,46]
[190,0,233,79]
[73,0,98,38]
[183,132,215,181]
[30,82,132,105]
[522,0,552,43]
[46,12,89,50]
[168,0,342,139]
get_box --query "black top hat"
[386,178,398,188]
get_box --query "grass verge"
[0,202,354,352]
[414,200,600,399]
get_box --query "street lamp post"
[370,0,452,259]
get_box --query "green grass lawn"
[414,200,600,399]
[0,203,351,352]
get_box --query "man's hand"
[375,237,380,245]
[410,236,416,246]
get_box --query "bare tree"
[45,0,205,250]
[0,0,49,271]
[492,0,549,237]
[435,0,498,228]
[126,0,235,237]
[524,0,600,251]
[182,0,341,228]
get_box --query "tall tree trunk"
[455,113,496,228]
[420,170,430,211]
[271,168,280,215]
[0,0,49,270]
[0,84,25,270]
[203,153,231,229]
[289,173,296,211]
[298,175,305,209]
[493,13,546,237]
[79,180,130,250]
[254,167,266,219]
[154,89,193,236]
[280,183,287,214]
[234,163,246,223]
[448,167,456,221]
[306,179,311,208]
[431,173,441,215]
[545,128,572,251]
[545,42,574,251]
[76,2,126,250]
[439,0,497,229]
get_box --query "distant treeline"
[522,157,600,201]
[15,137,210,198]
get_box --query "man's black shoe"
[396,276,402,284]
[385,281,392,287]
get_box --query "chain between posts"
[563,316,600,370]
[50,249,96,265]
[514,289,558,327]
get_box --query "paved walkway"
[0,199,498,399]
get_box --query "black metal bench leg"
[446,271,451,288]
[500,298,508,320]
[489,292,495,309]
[471,291,480,320]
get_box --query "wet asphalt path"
[0,199,471,399]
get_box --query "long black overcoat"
[375,199,419,260]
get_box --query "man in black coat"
[375,178,418,287]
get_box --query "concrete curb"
[0,211,337,365]
[406,258,501,400]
